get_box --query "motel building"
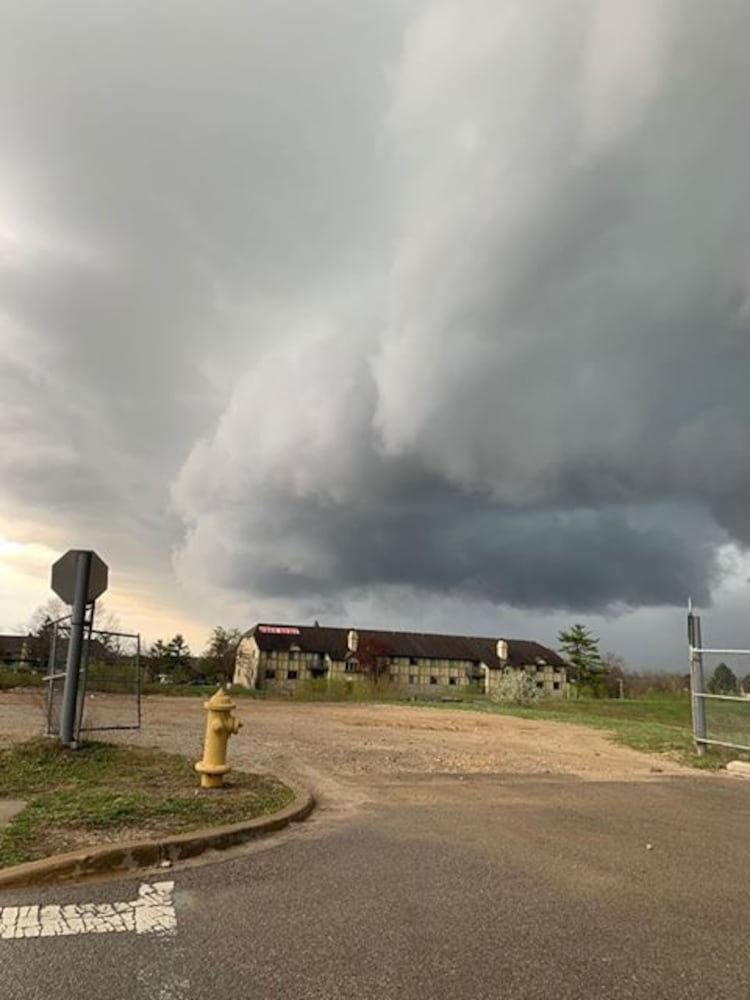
[233,624,570,696]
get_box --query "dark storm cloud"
[179,479,722,611]
[3,0,750,625]
[0,0,399,553]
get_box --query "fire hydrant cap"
[203,686,236,711]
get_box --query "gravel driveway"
[0,691,696,805]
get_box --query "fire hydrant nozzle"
[195,687,242,789]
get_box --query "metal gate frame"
[688,606,750,754]
[78,628,142,734]
[45,612,142,741]
[44,610,92,739]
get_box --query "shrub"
[490,669,540,706]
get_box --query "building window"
[287,670,298,681]
[289,650,299,661]
[264,669,276,680]
[553,681,561,690]
[449,677,457,686]
[429,676,438,685]
[536,680,544,689]
[408,675,417,685]
[345,660,358,673]
[410,657,419,665]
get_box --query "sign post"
[51,549,109,747]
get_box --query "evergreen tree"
[558,624,608,697]
[707,662,738,696]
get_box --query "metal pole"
[136,633,142,729]
[45,621,58,737]
[74,602,95,739]
[688,611,707,755]
[60,551,92,747]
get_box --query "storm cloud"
[3,1,750,650]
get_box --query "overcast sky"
[2,0,750,667]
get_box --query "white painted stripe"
[0,881,176,940]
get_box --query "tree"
[200,626,243,685]
[167,634,191,664]
[27,597,67,633]
[351,636,391,684]
[490,669,540,706]
[603,651,626,699]
[146,634,192,682]
[25,598,125,666]
[146,639,170,681]
[558,624,608,697]
[707,662,738,696]
[93,606,124,656]
[25,598,68,669]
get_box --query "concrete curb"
[0,784,315,890]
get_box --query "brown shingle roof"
[249,623,566,669]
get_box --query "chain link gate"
[688,606,750,754]
[45,612,142,741]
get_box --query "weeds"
[0,739,292,868]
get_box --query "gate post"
[688,610,707,754]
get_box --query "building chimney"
[347,629,359,653]
[496,639,508,663]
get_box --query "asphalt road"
[2,770,749,1000]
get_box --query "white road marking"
[0,881,177,940]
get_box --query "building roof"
[248,623,567,670]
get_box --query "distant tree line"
[145,626,243,685]
[19,601,244,687]
[556,624,750,699]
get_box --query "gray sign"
[51,549,109,605]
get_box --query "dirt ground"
[0,690,695,797]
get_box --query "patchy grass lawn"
[426,695,750,770]
[0,740,293,869]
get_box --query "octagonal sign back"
[51,549,109,605]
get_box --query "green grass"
[419,693,750,770]
[0,667,44,690]
[703,698,750,749]
[0,740,293,868]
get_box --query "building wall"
[239,647,568,697]
[254,649,331,694]
[388,658,481,692]
[531,665,566,696]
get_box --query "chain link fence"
[45,614,142,740]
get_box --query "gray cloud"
[0,0,399,556]
[2,1,750,654]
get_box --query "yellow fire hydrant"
[195,687,242,789]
